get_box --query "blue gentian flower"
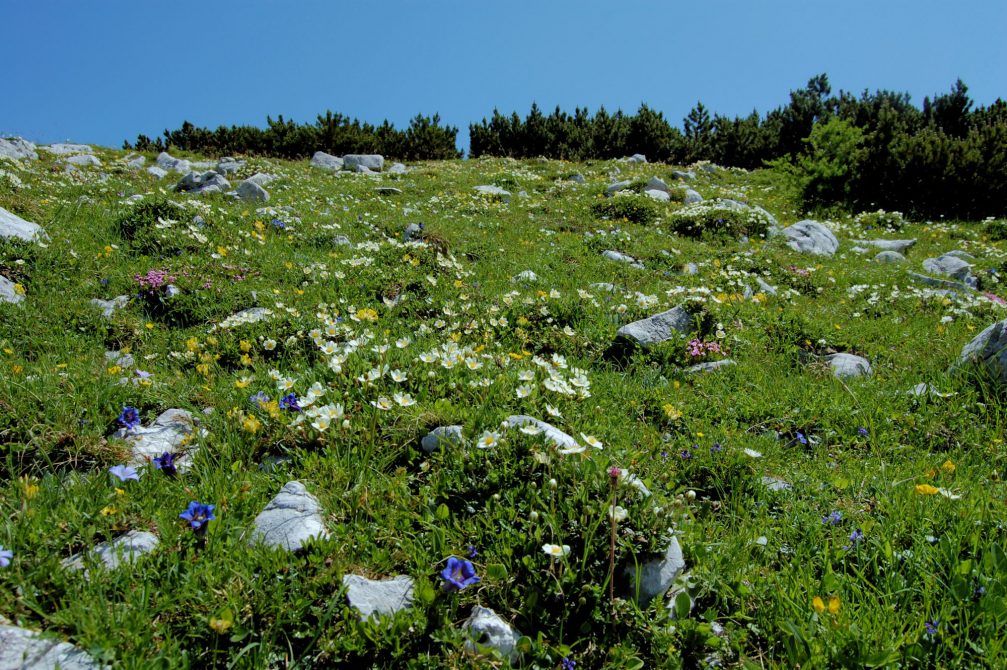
[153,452,177,477]
[278,393,301,411]
[822,511,842,525]
[710,442,722,454]
[562,658,576,670]
[271,218,286,229]
[249,392,270,406]
[109,464,140,482]
[925,618,939,636]
[796,431,808,445]
[440,556,480,591]
[844,528,864,550]
[857,427,869,437]
[467,544,478,559]
[680,449,692,459]
[118,406,141,431]
[0,546,12,568]
[180,501,216,531]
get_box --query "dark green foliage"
[115,200,186,251]
[125,112,462,161]
[668,203,773,240]
[590,196,658,225]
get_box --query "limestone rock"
[755,277,778,295]
[615,305,695,349]
[0,624,104,670]
[672,169,695,180]
[644,189,670,202]
[175,171,230,195]
[683,188,703,204]
[342,154,384,172]
[91,295,130,318]
[761,476,793,491]
[62,154,101,167]
[512,270,538,283]
[215,157,245,175]
[244,172,277,186]
[0,206,45,242]
[783,220,838,256]
[645,176,670,194]
[145,166,168,179]
[605,180,631,197]
[625,153,647,163]
[343,574,414,620]
[463,606,522,663]
[387,162,407,174]
[825,353,872,379]
[957,319,1007,385]
[624,536,686,606]
[155,151,192,173]
[0,136,38,160]
[854,238,916,253]
[504,415,578,450]
[0,276,23,305]
[114,409,197,470]
[308,152,340,171]
[251,481,328,551]
[421,425,464,453]
[875,250,906,263]
[473,185,511,202]
[684,359,735,374]
[126,156,146,169]
[907,271,973,292]
[235,180,269,202]
[62,530,159,574]
[43,143,93,155]
[923,254,974,285]
[602,250,643,268]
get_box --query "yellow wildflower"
[915,484,939,495]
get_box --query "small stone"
[672,170,695,180]
[91,295,130,318]
[624,536,686,606]
[62,530,159,574]
[568,173,585,183]
[146,166,168,179]
[504,415,578,450]
[825,353,872,379]
[783,220,839,256]
[175,170,230,195]
[155,151,192,173]
[422,425,464,452]
[512,270,538,283]
[615,305,695,349]
[957,318,1007,386]
[854,238,916,253]
[602,250,643,268]
[683,188,703,204]
[644,188,670,202]
[63,154,101,167]
[387,163,408,174]
[333,235,352,247]
[0,624,104,670]
[244,172,277,186]
[755,277,777,295]
[114,409,197,470]
[463,606,522,663]
[684,359,735,374]
[875,250,906,263]
[923,254,973,283]
[342,574,414,620]
[215,157,245,175]
[343,154,384,172]
[761,476,793,491]
[907,271,973,292]
[250,481,328,552]
[403,223,424,243]
[605,180,631,197]
[625,153,647,163]
[0,276,23,305]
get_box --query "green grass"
[2,149,1007,668]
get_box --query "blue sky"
[3,0,1004,154]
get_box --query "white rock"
[874,250,906,263]
[90,295,130,318]
[755,277,777,295]
[387,162,407,174]
[126,156,146,169]
[473,185,511,202]
[0,276,23,305]
[422,425,464,452]
[512,270,538,283]
[643,188,670,202]
[683,188,703,204]
[625,153,647,163]
[251,481,328,551]
[342,154,384,172]
[0,136,38,160]
[957,319,1007,385]
[155,151,191,173]
[0,624,104,670]
[602,250,643,268]
[783,220,839,256]
[175,171,230,195]
[504,415,578,450]
[464,606,522,663]
[244,172,277,186]
[605,180,631,196]
[215,157,245,175]
[62,530,159,574]
[0,206,45,242]
[145,166,168,179]
[310,151,343,170]
[235,180,269,202]
[923,254,973,283]
[342,574,414,620]
[854,238,916,253]
[684,359,735,374]
[114,409,197,470]
[62,154,101,167]
[43,143,93,155]
[825,353,872,379]
[625,536,686,606]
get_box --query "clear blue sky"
[3,0,1004,154]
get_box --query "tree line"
[125,75,1006,219]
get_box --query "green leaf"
[434,503,450,520]
[486,563,508,580]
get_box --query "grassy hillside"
[2,148,1007,669]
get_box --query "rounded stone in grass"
[0,624,104,669]
[342,574,415,621]
[624,536,687,607]
[250,481,328,552]
[0,206,46,243]
[62,530,159,575]
[825,353,872,379]
[422,425,464,453]
[464,606,523,663]
[783,220,838,256]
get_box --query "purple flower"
[440,556,480,591]
[0,546,12,568]
[822,511,842,525]
[249,391,270,406]
[278,393,301,412]
[844,528,864,550]
[680,449,692,459]
[271,218,286,229]
[857,427,869,437]
[925,618,939,636]
[109,464,139,482]
[153,452,177,477]
[135,370,152,379]
[118,406,141,431]
[796,431,808,445]
[466,544,478,559]
[710,442,722,454]
[179,501,215,531]
[562,658,576,670]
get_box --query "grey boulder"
[854,238,916,253]
[63,154,101,167]
[114,408,197,470]
[387,162,407,174]
[0,136,38,160]
[957,319,1007,385]
[251,481,328,551]
[62,530,159,574]
[783,220,839,256]
[0,624,104,670]
[645,176,670,194]
[126,156,146,169]
[644,189,670,202]
[825,353,872,379]
[421,425,464,452]
[875,251,906,263]
[615,305,694,348]
[175,171,230,195]
[464,606,522,663]
[155,151,192,173]
[602,250,644,268]
[146,166,168,179]
[672,170,695,180]
[0,207,45,243]
[683,188,703,204]
[216,157,244,175]
[343,574,414,621]
[310,151,343,170]
[43,143,93,155]
[605,180,631,196]
[234,180,269,202]
[342,154,384,172]
[244,172,277,186]
[625,154,647,163]
[923,254,974,284]
[90,295,130,318]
